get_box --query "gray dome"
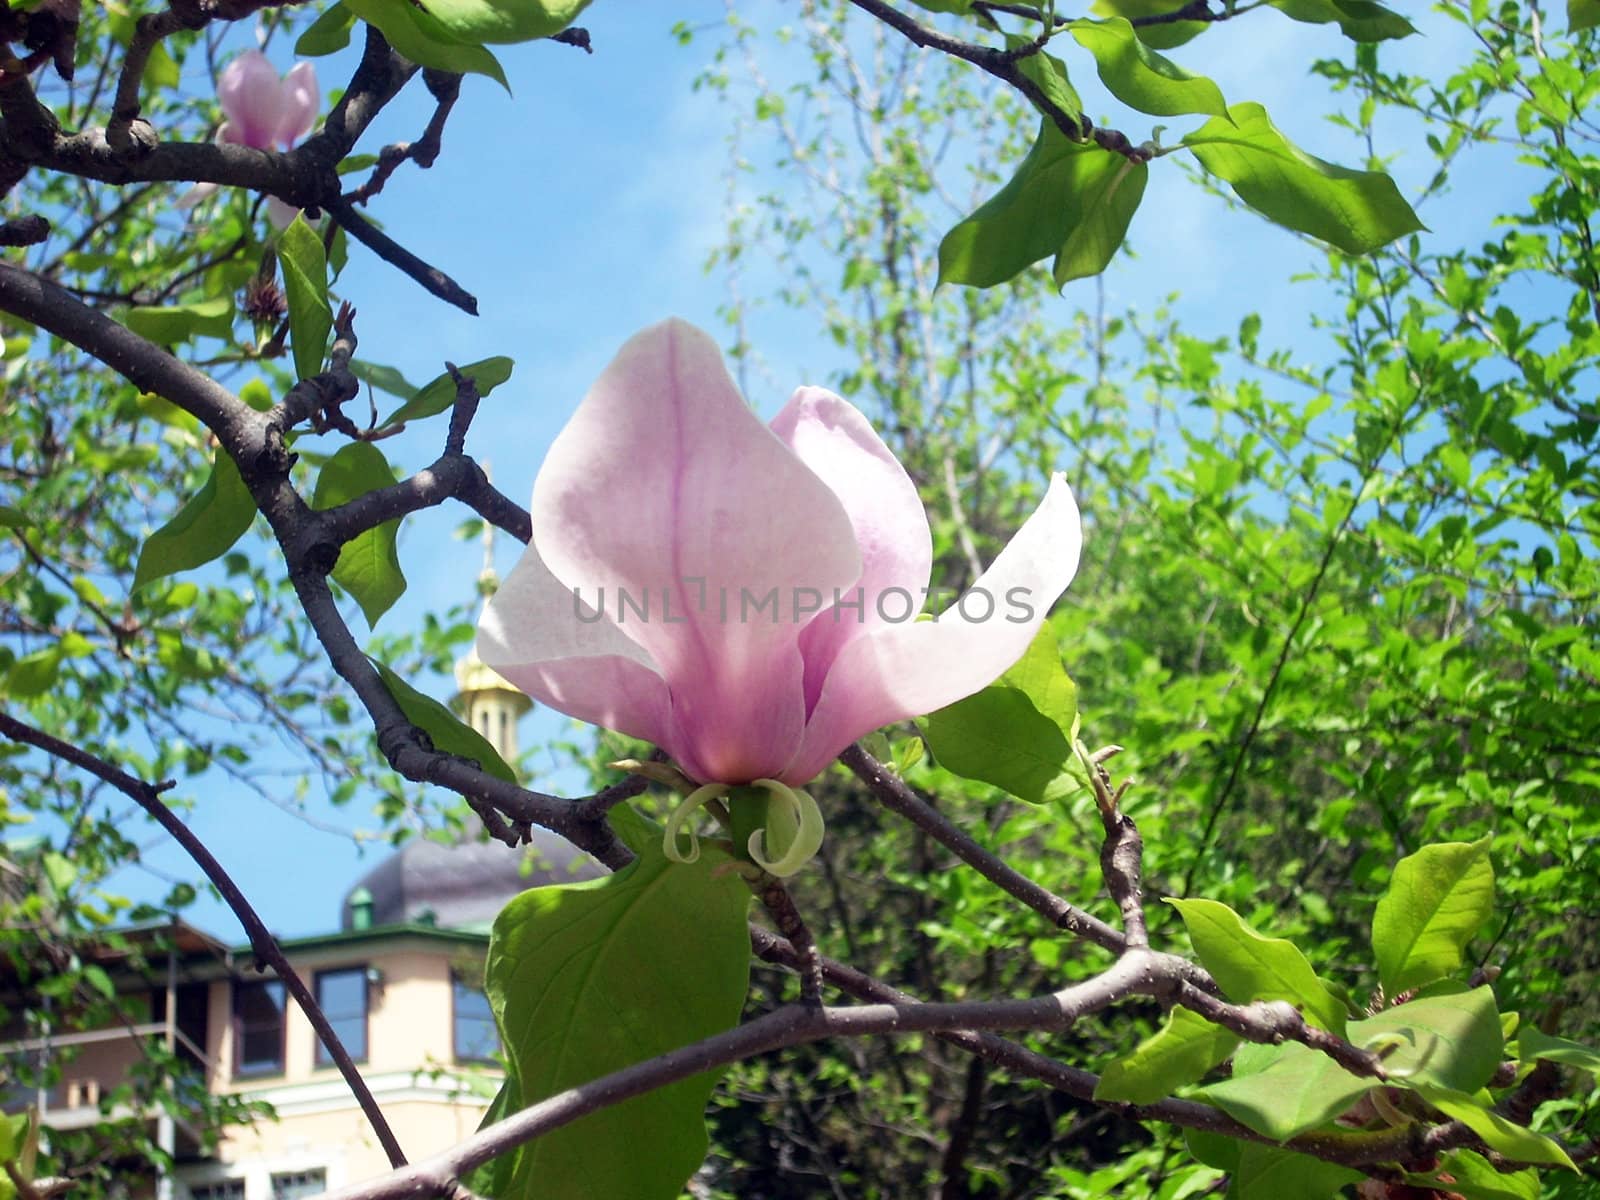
[341,829,603,931]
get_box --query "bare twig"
[327,199,478,315]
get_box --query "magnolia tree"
[0,1,1597,1199]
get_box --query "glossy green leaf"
[923,622,1080,804]
[3,647,63,698]
[341,0,509,88]
[279,215,332,384]
[1089,0,1206,47]
[1007,37,1082,120]
[1182,102,1425,255]
[1264,0,1415,41]
[483,805,752,1200]
[380,356,515,429]
[1571,0,1600,31]
[1372,838,1494,995]
[1095,1007,1238,1104]
[1067,18,1228,117]
[310,443,406,627]
[124,296,235,345]
[1410,1085,1576,1169]
[1230,1144,1362,1200]
[940,121,1145,288]
[1517,1025,1600,1080]
[370,658,516,783]
[296,3,357,56]
[1360,988,1503,1093]
[906,0,972,11]
[133,451,256,591]
[1405,1150,1538,1200]
[413,0,588,45]
[1201,1040,1370,1139]
[41,852,76,895]
[351,359,419,403]
[1167,898,1347,1033]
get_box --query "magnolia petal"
[265,196,301,230]
[177,180,219,211]
[771,386,933,711]
[530,318,863,784]
[276,62,319,147]
[781,473,1082,784]
[477,538,693,770]
[217,50,283,149]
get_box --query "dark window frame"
[451,971,498,1065]
[270,1169,328,1200]
[231,978,286,1079]
[313,965,369,1068]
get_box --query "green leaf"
[412,0,588,45]
[1405,1150,1538,1200]
[123,297,235,345]
[1067,18,1228,117]
[278,215,333,384]
[310,443,406,627]
[0,505,31,530]
[369,658,516,784]
[1361,988,1503,1093]
[1372,838,1494,995]
[1007,36,1082,120]
[351,359,419,403]
[1182,102,1425,255]
[906,0,972,11]
[1230,1144,1362,1200]
[380,356,515,430]
[133,451,257,591]
[341,0,509,85]
[1089,0,1207,48]
[940,121,1146,288]
[1263,0,1415,41]
[923,623,1080,804]
[483,805,751,1200]
[1410,1084,1576,1169]
[1095,1007,1238,1104]
[296,3,358,55]
[3,647,62,698]
[1183,1127,1240,1171]
[1517,1025,1600,1080]
[41,852,76,896]
[0,1113,13,1162]
[1167,898,1347,1033]
[1201,1041,1370,1140]
[1571,0,1600,31]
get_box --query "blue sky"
[118,2,1542,938]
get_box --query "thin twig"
[327,199,478,315]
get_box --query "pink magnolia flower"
[180,51,318,228]
[477,319,1082,789]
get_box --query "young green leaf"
[1201,1041,1371,1139]
[1359,988,1503,1093]
[1371,838,1494,995]
[341,0,510,87]
[278,215,333,384]
[412,0,589,45]
[133,451,257,591]
[940,121,1146,288]
[1516,1026,1600,1081]
[1089,0,1207,47]
[1405,1149,1538,1200]
[1264,0,1415,41]
[1182,103,1425,255]
[923,622,1080,804]
[124,297,235,345]
[3,646,63,698]
[1067,18,1228,118]
[310,443,406,627]
[1409,1085,1576,1169]
[1570,0,1600,31]
[483,805,752,1200]
[369,658,516,783]
[380,356,515,429]
[1007,36,1082,120]
[1094,1007,1239,1104]
[296,3,357,56]
[351,359,420,403]
[1166,898,1347,1033]
[1231,1144,1363,1200]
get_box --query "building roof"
[339,829,603,932]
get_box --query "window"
[314,967,368,1066]
[233,979,285,1077]
[270,1170,326,1200]
[453,972,497,1063]
[188,1182,245,1200]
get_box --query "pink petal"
[530,319,863,784]
[176,180,219,211]
[275,62,319,147]
[781,474,1082,783]
[477,542,692,772]
[217,50,284,149]
[265,196,301,229]
[770,386,932,711]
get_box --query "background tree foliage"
[0,0,1595,1196]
